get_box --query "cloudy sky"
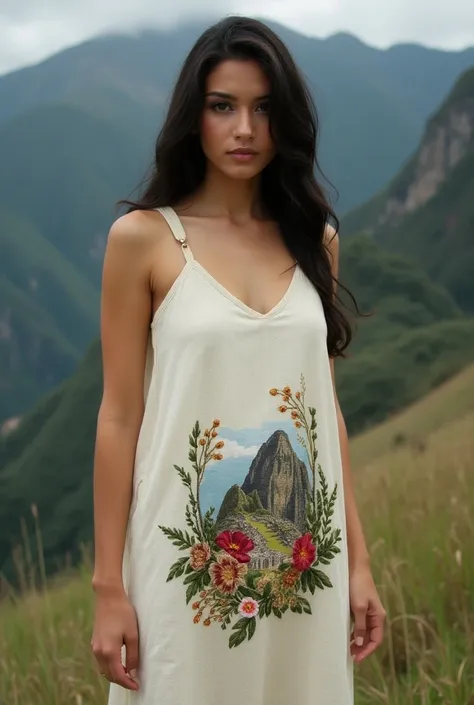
[1,0,474,76]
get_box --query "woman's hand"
[91,589,140,691]
[349,565,386,663]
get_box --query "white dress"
[108,206,354,705]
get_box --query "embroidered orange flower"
[215,441,224,449]
[189,542,211,570]
[212,419,221,428]
[283,386,291,395]
[199,439,206,446]
[295,391,301,400]
[216,530,254,563]
[272,591,287,610]
[209,554,247,594]
[269,388,278,396]
[292,533,317,572]
[211,431,218,438]
[192,601,200,610]
[203,618,212,626]
[295,421,302,428]
[283,395,290,402]
[204,429,210,437]
[193,613,201,624]
[291,410,298,419]
[281,567,300,589]
[278,405,288,413]
[212,453,224,461]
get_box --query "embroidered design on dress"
[158,374,342,648]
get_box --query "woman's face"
[200,59,276,180]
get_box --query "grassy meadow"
[1,367,474,704]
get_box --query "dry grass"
[1,404,473,703]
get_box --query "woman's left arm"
[325,226,386,664]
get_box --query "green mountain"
[1,24,473,213]
[342,68,474,313]
[1,24,473,422]
[0,98,155,424]
[0,102,149,287]
[0,207,99,421]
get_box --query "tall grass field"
[1,367,474,704]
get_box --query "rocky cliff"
[241,430,311,532]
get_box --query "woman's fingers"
[92,643,139,691]
[125,629,140,684]
[109,657,140,690]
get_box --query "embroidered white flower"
[238,597,259,618]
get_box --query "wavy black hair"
[118,15,360,357]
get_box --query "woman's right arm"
[91,212,153,691]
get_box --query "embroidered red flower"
[215,531,255,563]
[292,533,317,571]
[210,554,247,594]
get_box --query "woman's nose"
[233,109,254,139]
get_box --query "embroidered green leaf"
[185,581,200,604]
[202,507,217,544]
[272,607,283,619]
[183,569,207,588]
[300,570,308,592]
[306,569,317,595]
[159,526,195,550]
[247,617,257,640]
[166,556,189,582]
[229,628,247,649]
[238,586,261,600]
[293,596,312,615]
[232,618,250,632]
[312,569,333,589]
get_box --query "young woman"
[91,15,385,705]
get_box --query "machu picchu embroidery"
[158,374,342,648]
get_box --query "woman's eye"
[211,102,232,112]
[257,102,270,113]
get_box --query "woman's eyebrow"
[205,91,271,100]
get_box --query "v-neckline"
[191,259,300,320]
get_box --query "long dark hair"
[118,16,360,357]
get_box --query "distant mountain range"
[1,22,473,424]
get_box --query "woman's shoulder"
[107,208,173,257]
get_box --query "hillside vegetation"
[1,388,473,704]
[342,68,474,314]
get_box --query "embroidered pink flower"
[210,554,247,594]
[238,597,259,618]
[189,542,211,570]
[292,533,317,571]
[215,531,254,563]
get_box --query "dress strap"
[155,207,194,263]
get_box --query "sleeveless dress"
[108,206,354,705]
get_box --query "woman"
[91,15,385,705]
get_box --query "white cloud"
[0,1,473,76]
[217,439,261,459]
